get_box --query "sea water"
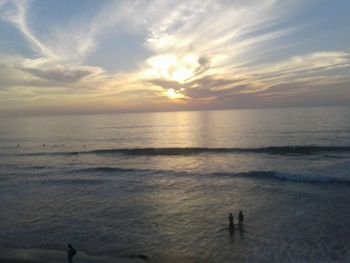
[1,106,350,262]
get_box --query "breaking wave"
[212,171,350,184]
[70,166,350,185]
[19,145,350,157]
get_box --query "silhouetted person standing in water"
[229,213,234,233]
[239,211,244,225]
[67,244,76,263]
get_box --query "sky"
[0,0,349,116]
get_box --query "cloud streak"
[19,65,103,83]
[0,0,349,115]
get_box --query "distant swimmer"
[16,144,20,147]
[229,213,234,233]
[67,243,77,263]
[239,211,244,225]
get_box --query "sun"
[145,53,200,83]
[167,88,177,98]
[166,88,185,99]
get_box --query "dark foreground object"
[67,244,76,263]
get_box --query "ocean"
[1,106,350,262]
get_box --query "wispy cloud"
[0,0,56,58]
[0,0,349,115]
[19,65,102,83]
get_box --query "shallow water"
[1,106,350,262]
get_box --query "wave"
[213,171,350,184]
[19,145,350,157]
[71,167,148,173]
[40,178,109,185]
[88,146,350,156]
[71,166,350,185]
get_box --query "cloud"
[147,50,350,103]
[1,0,350,115]
[253,52,350,78]
[0,0,56,58]
[19,65,103,83]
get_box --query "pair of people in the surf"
[229,211,244,233]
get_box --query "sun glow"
[166,88,185,99]
[146,54,200,83]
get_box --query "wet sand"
[0,247,146,263]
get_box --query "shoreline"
[0,247,147,263]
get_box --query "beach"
[0,247,146,263]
